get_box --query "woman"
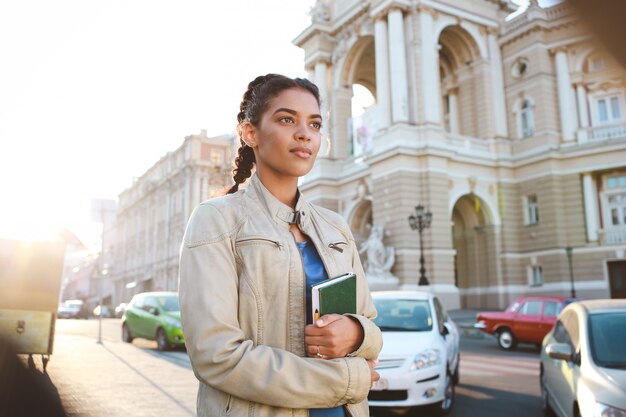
[179,74,382,417]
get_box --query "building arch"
[345,197,372,246]
[437,24,489,138]
[340,35,376,94]
[448,186,500,226]
[434,19,487,60]
[450,193,501,308]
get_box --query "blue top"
[296,240,346,417]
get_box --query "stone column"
[582,173,599,242]
[448,88,460,135]
[576,83,590,142]
[315,60,329,115]
[418,6,442,125]
[576,84,590,128]
[553,48,578,141]
[388,7,409,123]
[315,60,331,155]
[487,28,508,138]
[374,16,391,128]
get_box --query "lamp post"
[408,204,433,286]
[97,268,108,344]
[565,247,576,298]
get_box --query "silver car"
[540,299,626,417]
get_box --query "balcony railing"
[600,227,626,245]
[445,133,492,154]
[586,124,626,141]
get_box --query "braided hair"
[226,74,320,195]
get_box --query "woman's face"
[244,88,322,181]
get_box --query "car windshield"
[372,299,433,332]
[156,295,179,312]
[589,312,626,369]
[506,301,521,312]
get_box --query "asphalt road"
[54,318,543,417]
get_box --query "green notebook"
[312,272,357,320]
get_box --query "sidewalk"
[43,333,197,417]
[38,310,484,417]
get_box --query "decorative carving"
[310,0,331,23]
[359,224,398,285]
[468,176,477,192]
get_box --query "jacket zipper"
[290,232,310,338]
[236,237,283,250]
[328,241,347,253]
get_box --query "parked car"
[540,299,626,417]
[474,296,575,350]
[121,292,184,351]
[57,299,88,319]
[92,304,112,318]
[368,291,460,416]
[114,303,127,318]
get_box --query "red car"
[474,296,575,350]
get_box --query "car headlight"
[409,349,441,371]
[596,403,626,417]
[163,317,181,327]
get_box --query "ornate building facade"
[111,131,235,305]
[295,0,626,309]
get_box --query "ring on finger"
[316,346,324,358]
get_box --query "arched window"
[349,84,376,157]
[521,99,534,138]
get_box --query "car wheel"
[540,369,554,416]
[431,371,455,416]
[497,328,517,350]
[156,328,170,351]
[122,323,133,343]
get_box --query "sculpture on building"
[309,0,330,23]
[359,224,399,289]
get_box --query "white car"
[540,299,626,417]
[369,291,460,415]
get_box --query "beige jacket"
[179,175,383,417]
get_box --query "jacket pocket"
[236,236,283,250]
[328,240,348,253]
[224,395,232,415]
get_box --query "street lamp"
[408,204,433,286]
[565,247,576,298]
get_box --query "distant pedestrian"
[0,337,68,417]
[179,74,382,417]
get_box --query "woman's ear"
[241,122,257,148]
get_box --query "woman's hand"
[367,359,380,387]
[305,314,364,359]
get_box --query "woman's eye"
[279,117,294,124]
[311,122,322,130]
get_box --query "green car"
[121,291,184,351]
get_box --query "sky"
[0,0,547,247]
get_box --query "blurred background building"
[110,131,235,305]
[294,0,626,309]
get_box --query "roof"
[134,291,178,297]
[578,299,626,312]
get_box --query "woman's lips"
[290,147,312,158]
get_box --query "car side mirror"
[149,307,159,316]
[440,322,450,337]
[546,343,573,361]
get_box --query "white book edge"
[311,272,355,319]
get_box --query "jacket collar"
[248,174,310,230]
